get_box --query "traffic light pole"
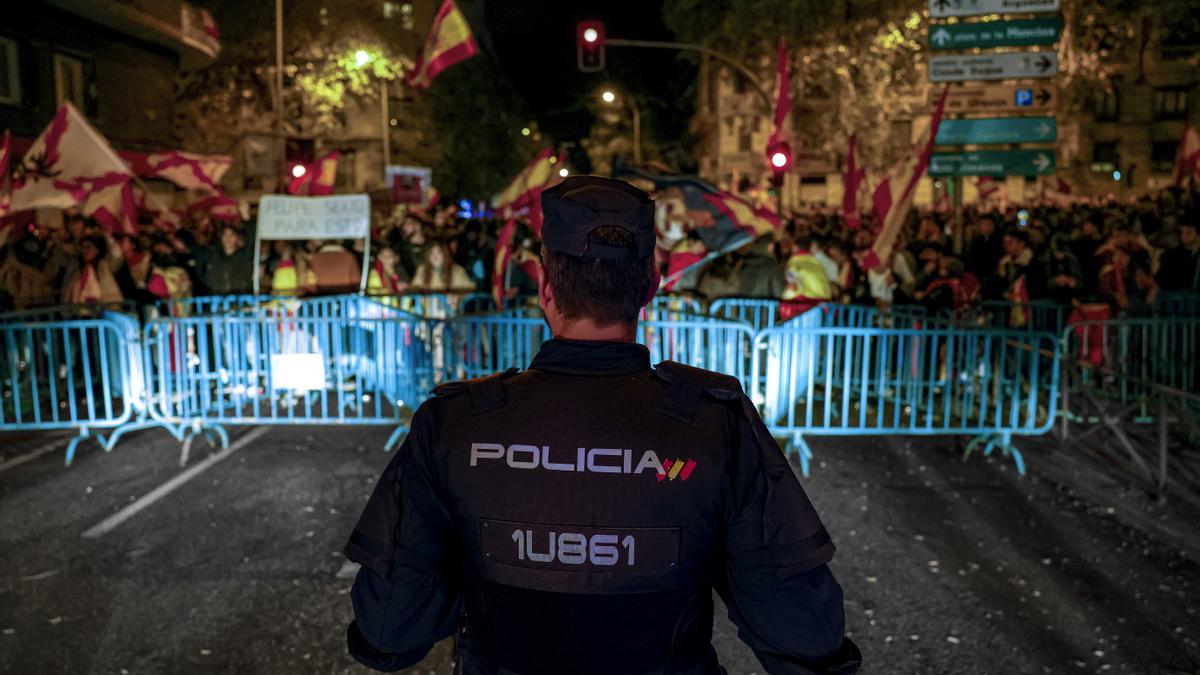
[605,38,773,112]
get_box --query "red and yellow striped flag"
[406,0,479,90]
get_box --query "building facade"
[0,0,220,152]
[691,19,1199,208]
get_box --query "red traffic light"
[766,140,792,174]
[577,20,605,72]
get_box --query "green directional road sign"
[935,116,1056,145]
[929,18,1061,51]
[930,150,1056,176]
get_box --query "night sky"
[483,0,697,165]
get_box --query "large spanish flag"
[493,147,560,236]
[407,0,479,90]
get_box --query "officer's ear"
[537,262,555,313]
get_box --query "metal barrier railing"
[752,325,1060,476]
[143,313,436,462]
[1061,318,1200,420]
[1,313,145,464]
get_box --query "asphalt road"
[1,424,1197,674]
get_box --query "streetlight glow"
[521,127,531,136]
[291,164,307,178]
[601,90,616,104]
[771,151,789,168]
[583,28,599,43]
[558,167,569,178]
[354,50,371,68]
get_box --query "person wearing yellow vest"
[269,241,315,297]
[366,245,409,296]
[781,236,833,321]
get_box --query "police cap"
[540,176,655,260]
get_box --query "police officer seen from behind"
[344,176,861,674]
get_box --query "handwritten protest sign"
[257,194,370,240]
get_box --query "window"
[1153,87,1189,121]
[53,53,84,109]
[1094,87,1119,122]
[1091,142,1118,173]
[0,36,19,105]
[1152,141,1179,174]
[383,1,414,29]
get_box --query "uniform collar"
[529,338,651,376]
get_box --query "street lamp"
[558,167,569,178]
[354,49,371,68]
[600,88,641,165]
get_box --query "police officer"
[344,176,861,674]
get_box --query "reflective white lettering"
[541,445,575,472]
[587,448,623,473]
[633,450,664,475]
[507,444,540,469]
[470,443,505,466]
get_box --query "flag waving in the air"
[288,151,339,196]
[841,134,866,230]
[407,0,479,90]
[1174,124,1200,187]
[862,86,949,270]
[493,148,559,235]
[10,102,137,235]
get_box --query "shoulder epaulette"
[653,361,745,423]
[432,368,520,414]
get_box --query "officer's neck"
[554,318,637,343]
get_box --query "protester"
[411,241,473,293]
[1159,223,1199,292]
[366,245,409,296]
[61,233,124,306]
[200,224,253,296]
[308,240,362,295]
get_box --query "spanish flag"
[288,151,339,196]
[493,147,560,236]
[407,0,479,90]
[492,217,517,308]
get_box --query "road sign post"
[929,52,1058,82]
[930,150,1056,176]
[935,116,1056,145]
[930,0,1060,18]
[943,84,1056,113]
[929,18,1061,50]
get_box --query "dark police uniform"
[345,177,861,675]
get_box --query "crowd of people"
[1,185,1198,322]
[668,185,1200,322]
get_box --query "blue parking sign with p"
[1015,88,1034,107]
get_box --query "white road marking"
[0,437,68,475]
[81,427,269,539]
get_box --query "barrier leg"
[383,424,408,452]
[179,421,229,467]
[65,428,103,466]
[964,431,1026,475]
[790,433,812,477]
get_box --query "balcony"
[43,0,220,68]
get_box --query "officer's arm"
[343,402,461,672]
[719,398,862,675]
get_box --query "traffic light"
[766,139,792,187]
[577,20,605,72]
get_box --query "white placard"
[257,194,370,240]
[270,353,326,391]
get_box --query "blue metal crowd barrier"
[752,324,1060,476]
[1061,317,1200,421]
[143,311,436,463]
[0,311,154,464]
